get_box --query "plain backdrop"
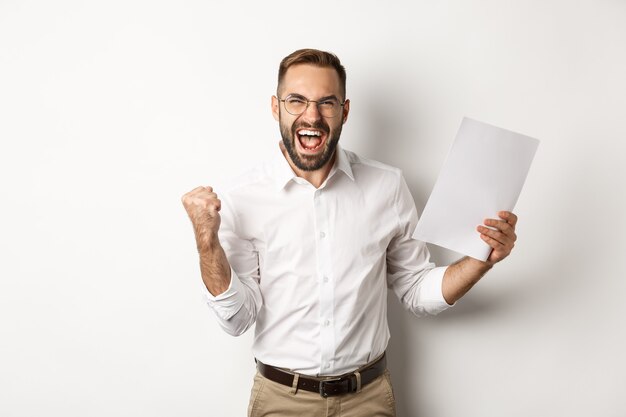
[1,1,625,416]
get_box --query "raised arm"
[182,186,231,296]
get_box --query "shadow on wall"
[357,78,423,172]
[359,83,441,416]
[360,85,558,415]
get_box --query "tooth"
[298,129,323,137]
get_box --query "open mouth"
[296,128,327,153]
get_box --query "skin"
[182,63,518,303]
[442,211,517,304]
[181,185,230,296]
[272,64,350,188]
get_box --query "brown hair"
[277,48,347,99]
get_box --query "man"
[181,49,517,417]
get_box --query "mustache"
[292,121,329,133]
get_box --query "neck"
[279,142,336,189]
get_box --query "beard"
[279,116,342,172]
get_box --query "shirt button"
[325,364,331,369]
[324,320,330,326]
[320,231,326,238]
[323,276,329,283]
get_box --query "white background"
[1,1,625,416]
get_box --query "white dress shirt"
[204,144,452,376]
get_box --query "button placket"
[314,189,335,374]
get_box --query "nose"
[301,100,322,122]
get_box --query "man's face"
[272,64,350,172]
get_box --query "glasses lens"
[283,96,342,117]
[318,99,340,117]
[284,97,307,115]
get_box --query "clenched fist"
[181,186,222,250]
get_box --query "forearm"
[199,234,262,336]
[442,256,493,305]
[197,233,232,296]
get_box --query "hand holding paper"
[412,117,539,261]
[476,211,518,265]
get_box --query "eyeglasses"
[278,94,345,118]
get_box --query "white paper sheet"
[412,117,539,261]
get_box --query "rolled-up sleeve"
[386,173,453,316]
[203,192,262,336]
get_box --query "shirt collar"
[272,142,355,191]
[333,144,355,182]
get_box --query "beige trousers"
[247,369,397,417]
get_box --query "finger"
[207,200,221,214]
[498,211,518,227]
[477,225,513,246]
[484,218,515,239]
[190,186,207,196]
[479,232,506,250]
[204,186,213,192]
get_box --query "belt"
[256,353,387,398]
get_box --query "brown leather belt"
[256,353,387,398]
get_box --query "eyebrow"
[318,95,340,102]
[287,93,340,102]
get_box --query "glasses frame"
[277,94,346,118]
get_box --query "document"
[412,117,539,261]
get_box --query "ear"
[341,99,350,124]
[271,96,280,121]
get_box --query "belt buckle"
[319,377,349,398]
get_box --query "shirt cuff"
[203,267,245,320]
[421,266,455,314]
